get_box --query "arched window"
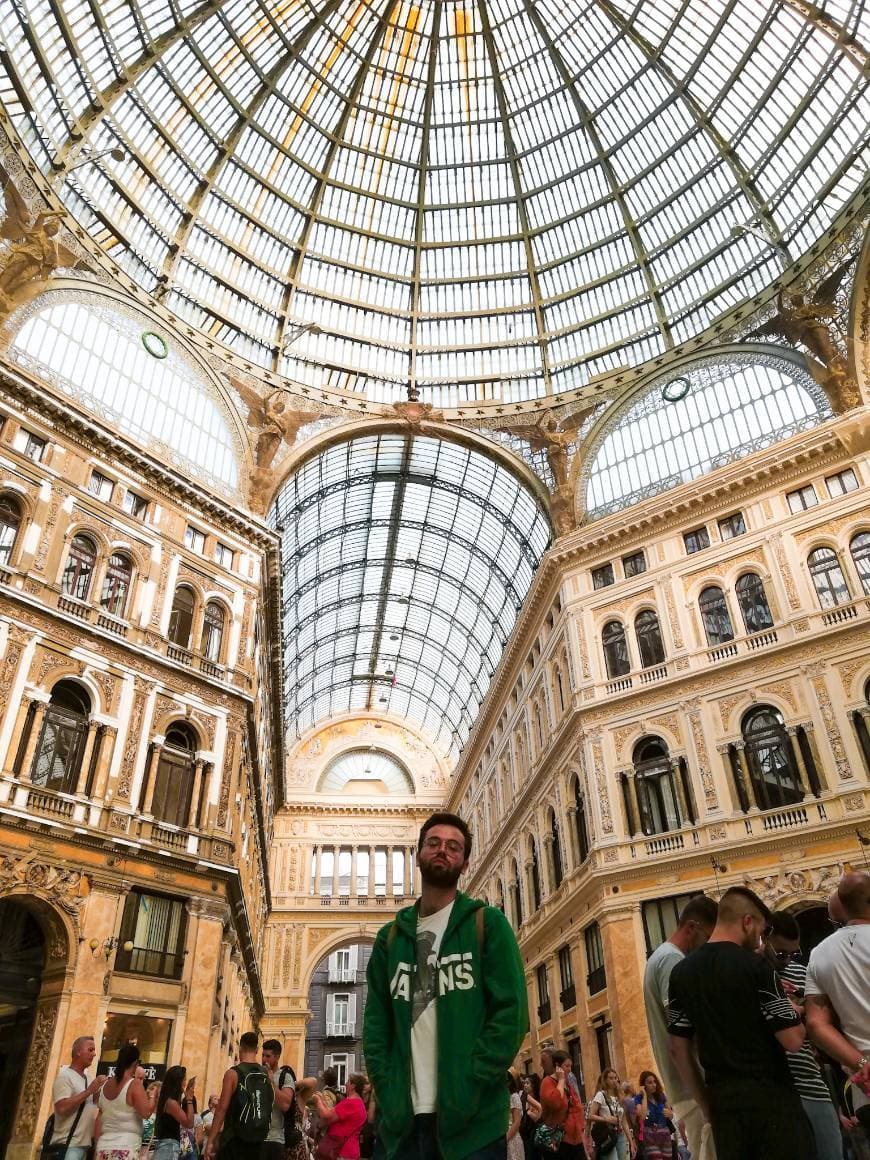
[168,586,196,647]
[31,680,91,792]
[529,837,542,911]
[735,573,774,634]
[573,775,590,863]
[634,610,665,668]
[808,547,851,608]
[61,534,97,600]
[494,880,505,915]
[509,859,523,929]
[100,553,132,617]
[151,723,197,828]
[699,586,734,646]
[534,702,545,752]
[0,494,23,566]
[515,731,526,777]
[741,707,803,810]
[632,737,681,835]
[201,601,225,662]
[850,533,870,595]
[549,809,563,889]
[602,620,630,679]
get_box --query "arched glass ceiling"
[1,2,867,406]
[10,300,239,491]
[584,357,832,518]
[270,434,552,761]
[318,748,415,793]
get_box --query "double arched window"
[61,534,97,600]
[734,574,774,633]
[700,574,774,645]
[808,547,851,608]
[699,586,733,645]
[509,858,523,929]
[573,775,590,864]
[168,586,196,648]
[603,613,666,678]
[201,601,226,663]
[731,706,816,811]
[529,836,542,911]
[31,680,91,792]
[629,738,683,835]
[549,808,563,889]
[0,494,23,566]
[151,723,198,828]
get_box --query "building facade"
[303,943,372,1084]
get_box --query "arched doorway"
[0,899,46,1156]
[794,905,831,959]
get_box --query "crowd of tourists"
[43,812,870,1160]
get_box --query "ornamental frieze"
[0,850,88,917]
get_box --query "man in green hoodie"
[363,811,528,1160]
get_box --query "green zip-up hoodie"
[363,891,528,1160]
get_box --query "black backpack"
[231,1064,274,1143]
[278,1065,302,1147]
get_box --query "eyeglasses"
[421,837,465,855]
[772,949,801,962]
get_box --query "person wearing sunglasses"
[666,885,814,1160]
[764,911,842,1159]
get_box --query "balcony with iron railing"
[328,967,358,984]
[326,1021,355,1038]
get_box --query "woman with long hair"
[151,1066,195,1160]
[633,1071,673,1160]
[96,1043,151,1160]
[589,1068,635,1160]
[139,1082,162,1160]
[519,1074,542,1160]
[506,1074,524,1160]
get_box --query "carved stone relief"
[809,673,852,780]
[118,679,148,800]
[13,1000,59,1138]
[0,851,86,917]
[686,700,718,809]
[747,863,842,909]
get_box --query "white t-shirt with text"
[410,901,453,1115]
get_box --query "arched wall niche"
[285,714,451,800]
[3,284,249,496]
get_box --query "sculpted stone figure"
[230,376,321,511]
[0,169,80,315]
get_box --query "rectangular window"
[536,963,551,1023]
[718,512,746,540]
[326,1054,350,1088]
[329,993,350,1036]
[683,527,710,554]
[826,468,859,498]
[115,890,187,980]
[592,563,615,589]
[584,922,606,994]
[214,542,234,568]
[14,429,47,462]
[184,525,206,553]
[123,490,148,520]
[641,892,703,956]
[87,471,114,501]
[787,484,818,513]
[622,551,646,577]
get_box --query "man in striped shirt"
[765,911,842,1160]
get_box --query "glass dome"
[1,1,867,406]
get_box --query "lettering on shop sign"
[99,1062,166,1081]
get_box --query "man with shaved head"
[666,885,813,1159]
[806,871,870,1131]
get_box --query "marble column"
[386,846,394,896]
[331,846,340,897]
[786,727,811,798]
[669,758,690,825]
[565,806,579,870]
[734,741,754,810]
[75,720,101,796]
[91,725,117,800]
[351,846,359,897]
[18,700,47,783]
[188,757,206,828]
[403,847,412,896]
[312,845,322,895]
[141,740,164,815]
[600,907,654,1080]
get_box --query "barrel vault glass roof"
[1,2,867,406]
[269,434,552,762]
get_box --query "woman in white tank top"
[96,1043,151,1160]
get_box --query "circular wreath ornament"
[141,330,169,359]
[661,376,691,403]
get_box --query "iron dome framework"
[0,1,867,405]
[269,433,552,761]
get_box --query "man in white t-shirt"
[261,1039,297,1160]
[642,894,718,1160]
[51,1035,106,1159]
[806,871,870,1130]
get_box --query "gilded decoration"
[87,667,118,713]
[808,673,853,779]
[13,1000,59,1138]
[590,736,613,834]
[770,533,801,610]
[35,648,81,687]
[838,658,869,699]
[217,729,237,827]
[0,850,87,918]
[686,700,718,809]
[663,585,684,650]
[758,681,800,714]
[117,679,148,800]
[748,863,842,909]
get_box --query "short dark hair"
[769,911,800,940]
[718,886,772,925]
[348,1073,367,1094]
[115,1042,140,1076]
[678,895,718,928]
[321,1067,338,1087]
[547,1049,569,1067]
[239,1031,259,1051]
[418,812,472,859]
[262,1039,282,1056]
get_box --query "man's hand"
[850,1059,870,1095]
[88,1076,108,1095]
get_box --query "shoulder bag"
[41,1099,86,1160]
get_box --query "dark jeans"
[392,1114,507,1160]
[261,1144,285,1160]
[709,1081,816,1160]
